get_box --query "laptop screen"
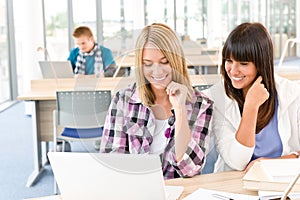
[39,61,74,79]
[48,152,169,200]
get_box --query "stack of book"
[243,159,300,192]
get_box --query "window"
[0,0,10,103]
[44,0,69,60]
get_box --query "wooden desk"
[19,77,136,101]
[277,71,300,81]
[185,54,220,74]
[115,52,221,75]
[19,75,221,101]
[18,76,135,187]
[25,171,257,200]
[18,74,221,187]
[115,54,135,68]
[18,72,299,187]
[166,171,257,199]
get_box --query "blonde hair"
[135,23,192,106]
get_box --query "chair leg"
[53,140,58,194]
[53,139,58,194]
[53,110,58,194]
[53,180,58,194]
[94,139,101,151]
[62,140,65,152]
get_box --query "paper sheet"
[258,190,300,200]
[165,185,184,200]
[183,188,259,200]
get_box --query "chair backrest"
[194,84,213,91]
[56,90,111,128]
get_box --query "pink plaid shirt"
[100,83,213,179]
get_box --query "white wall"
[14,0,44,94]
[297,0,300,57]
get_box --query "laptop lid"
[48,152,168,200]
[39,61,74,79]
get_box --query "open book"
[242,159,300,192]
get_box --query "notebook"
[39,61,74,79]
[242,159,300,192]
[48,152,183,200]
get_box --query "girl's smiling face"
[225,57,258,96]
[142,44,172,91]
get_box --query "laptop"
[48,152,183,200]
[39,61,74,79]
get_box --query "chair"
[52,90,111,194]
[194,83,219,174]
[202,135,218,174]
[194,84,213,91]
[53,90,111,151]
[277,37,300,69]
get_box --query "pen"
[280,171,300,200]
[212,193,234,200]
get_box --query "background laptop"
[39,61,74,79]
[48,152,183,200]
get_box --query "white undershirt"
[150,119,169,154]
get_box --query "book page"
[243,162,273,182]
[243,159,300,183]
[260,159,300,183]
[183,188,259,200]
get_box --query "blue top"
[67,45,115,75]
[251,97,282,161]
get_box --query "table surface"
[17,74,221,101]
[25,171,257,200]
[115,46,221,68]
[165,171,257,199]
[18,72,300,101]
[19,71,300,189]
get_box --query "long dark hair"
[221,22,277,133]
